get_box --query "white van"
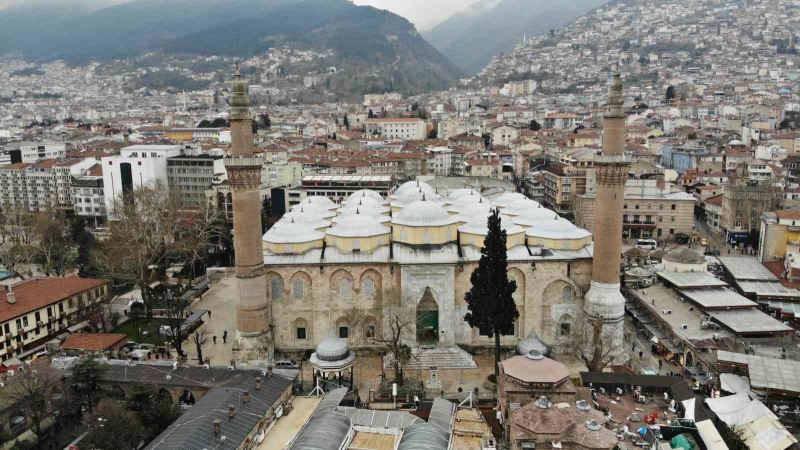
[635,239,658,250]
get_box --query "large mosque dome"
[494,192,527,208]
[458,213,526,248]
[290,203,337,219]
[392,200,458,246]
[501,198,542,216]
[299,196,337,210]
[526,216,592,250]
[346,189,385,204]
[276,213,330,231]
[512,206,559,227]
[327,213,390,252]
[263,222,324,253]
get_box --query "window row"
[269,275,377,301]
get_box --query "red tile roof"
[776,210,800,220]
[0,277,107,322]
[62,333,127,351]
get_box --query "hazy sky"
[352,0,481,30]
[0,0,482,30]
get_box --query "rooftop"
[706,309,793,335]
[718,256,778,282]
[61,333,127,351]
[0,277,107,323]
[679,287,757,310]
[717,351,800,394]
[657,271,728,289]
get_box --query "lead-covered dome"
[327,214,390,238]
[517,331,550,356]
[526,216,592,250]
[501,198,541,216]
[299,196,337,209]
[263,223,324,244]
[446,193,488,213]
[277,213,330,230]
[512,205,558,227]
[290,204,337,219]
[393,200,458,227]
[339,199,389,215]
[394,180,436,198]
[494,192,527,208]
[346,189,385,204]
[445,188,479,202]
[459,212,526,248]
[453,202,494,223]
[309,334,355,370]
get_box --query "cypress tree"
[464,208,519,379]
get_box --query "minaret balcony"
[595,154,632,166]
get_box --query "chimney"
[6,286,15,305]
[213,419,222,435]
[243,391,250,404]
[255,376,262,390]
[228,404,236,419]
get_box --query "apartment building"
[167,151,226,208]
[0,276,109,361]
[13,141,66,163]
[575,179,696,240]
[72,164,106,225]
[0,159,94,214]
[541,161,592,216]
[722,183,783,245]
[365,118,426,141]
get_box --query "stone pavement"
[183,275,238,366]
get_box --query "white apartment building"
[72,164,105,225]
[17,141,66,163]
[0,158,94,213]
[427,146,453,176]
[101,144,182,218]
[365,118,426,141]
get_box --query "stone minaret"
[583,74,629,358]
[224,68,273,362]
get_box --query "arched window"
[340,277,353,300]
[362,276,375,299]
[294,318,308,341]
[270,276,284,300]
[562,285,574,303]
[292,277,304,300]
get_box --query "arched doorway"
[416,288,439,345]
[685,351,694,368]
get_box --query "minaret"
[224,68,273,362]
[583,74,629,358]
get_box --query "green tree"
[464,209,518,379]
[529,119,541,131]
[368,109,375,119]
[70,355,105,414]
[126,385,181,440]
[665,85,676,102]
[83,400,146,450]
[343,114,350,130]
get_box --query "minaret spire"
[582,73,629,364]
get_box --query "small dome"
[447,193,487,212]
[459,213,523,236]
[501,199,541,216]
[299,196,336,209]
[327,214,390,238]
[446,188,479,202]
[728,139,744,146]
[494,192,527,208]
[663,248,705,265]
[290,204,337,219]
[526,216,592,240]
[277,213,330,230]
[332,210,391,224]
[393,200,457,227]
[393,187,441,205]
[512,206,558,227]
[263,223,324,244]
[394,180,436,198]
[339,200,389,216]
[517,331,550,356]
[346,189,385,203]
[314,334,350,362]
[453,202,494,223]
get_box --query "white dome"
[290,204,337,219]
[526,216,592,240]
[299,196,336,209]
[339,198,389,215]
[327,214,390,238]
[453,202,494,222]
[343,194,386,208]
[314,334,350,362]
[394,180,436,198]
[446,188,479,202]
[728,139,744,146]
[447,193,488,212]
[512,205,558,226]
[332,209,391,224]
[459,213,524,236]
[501,199,541,216]
[277,213,330,230]
[391,187,441,206]
[263,223,324,244]
[393,200,458,227]
[494,192,527,208]
[346,189,385,204]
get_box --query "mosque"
[262,182,595,357]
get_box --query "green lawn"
[113,318,169,346]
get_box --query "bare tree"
[33,215,76,276]
[10,367,58,449]
[341,305,369,346]
[193,331,207,364]
[370,288,416,385]
[570,315,625,372]
[160,284,192,357]
[94,184,224,319]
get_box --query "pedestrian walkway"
[183,275,237,366]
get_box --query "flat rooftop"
[679,287,757,309]
[736,280,800,299]
[707,309,793,335]
[764,300,800,317]
[658,271,728,289]
[718,351,800,394]
[347,431,396,450]
[718,256,778,282]
[630,284,733,343]
[257,396,320,450]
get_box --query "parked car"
[275,359,299,370]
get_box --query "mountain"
[424,0,610,74]
[0,0,461,96]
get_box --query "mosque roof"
[339,200,389,215]
[494,192,528,208]
[512,206,559,226]
[526,216,592,240]
[501,198,542,216]
[345,189,385,204]
[299,195,337,209]
[263,223,324,244]
[327,214,390,238]
[445,188,480,202]
[663,247,706,264]
[392,200,458,227]
[459,214,524,236]
[277,213,330,230]
[501,351,570,384]
[290,204,337,219]
[516,331,550,356]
